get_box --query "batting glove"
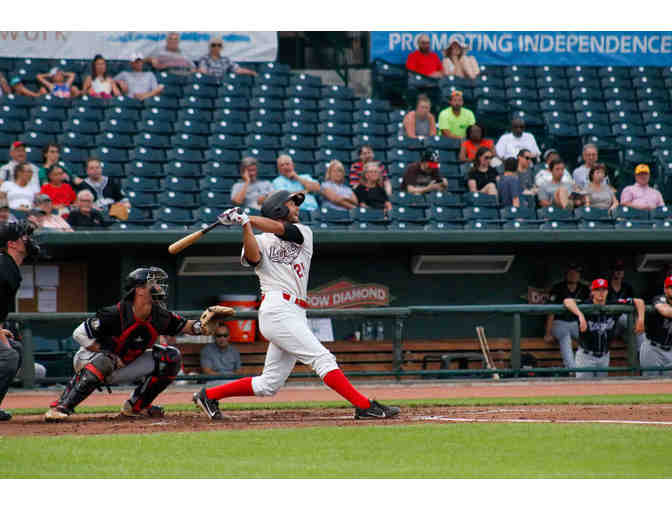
[217,207,239,226]
[231,209,250,226]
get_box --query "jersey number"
[293,263,305,279]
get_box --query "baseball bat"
[476,326,500,380]
[168,221,221,255]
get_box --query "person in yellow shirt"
[437,90,476,139]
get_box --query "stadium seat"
[285,109,319,123]
[318,109,353,123]
[141,107,176,123]
[167,148,205,163]
[164,175,200,193]
[573,206,611,222]
[200,190,234,208]
[177,108,213,124]
[96,132,133,149]
[353,122,387,137]
[511,110,544,128]
[171,134,208,150]
[462,206,499,220]
[200,176,236,193]
[165,161,203,178]
[19,131,56,147]
[638,99,670,114]
[124,207,156,225]
[197,206,221,224]
[289,73,322,88]
[125,161,165,178]
[201,161,237,178]
[107,222,146,231]
[282,120,318,136]
[146,95,179,109]
[250,97,283,110]
[430,205,463,221]
[615,220,654,230]
[174,119,210,136]
[156,206,195,225]
[150,221,190,231]
[351,206,389,224]
[242,148,277,164]
[60,146,88,164]
[285,85,320,100]
[179,97,214,110]
[613,206,650,221]
[213,108,248,124]
[25,118,61,134]
[539,220,578,230]
[386,148,417,164]
[92,147,129,164]
[318,98,354,111]
[500,206,536,221]
[123,176,163,193]
[211,120,246,136]
[537,206,573,221]
[215,96,250,110]
[130,147,168,163]
[651,205,672,220]
[280,134,316,150]
[132,133,170,149]
[104,106,141,122]
[203,148,240,164]
[31,105,67,122]
[463,192,498,208]
[318,134,354,151]
[208,133,245,150]
[158,190,200,208]
[315,148,350,165]
[249,109,285,124]
[577,219,614,230]
[315,207,353,225]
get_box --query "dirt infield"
[2,379,672,436]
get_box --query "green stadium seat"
[430,205,463,221]
[321,84,355,99]
[165,161,203,178]
[242,148,276,163]
[315,148,350,165]
[171,133,208,150]
[125,207,156,225]
[177,108,213,124]
[538,87,571,101]
[210,120,246,136]
[285,109,319,123]
[283,120,318,136]
[571,86,603,101]
[157,207,195,225]
[613,206,650,221]
[637,99,671,113]
[191,72,220,87]
[31,105,67,121]
[25,118,61,134]
[463,192,498,208]
[0,117,22,134]
[179,97,214,110]
[93,147,129,164]
[578,219,615,230]
[164,175,200,193]
[199,190,233,208]
[462,206,499,220]
[603,87,636,102]
[352,206,389,224]
[133,133,170,149]
[96,132,132,149]
[146,95,180,109]
[105,106,141,122]
[537,206,573,221]
[124,176,163,193]
[60,146,88,164]
[159,191,199,209]
[500,206,536,220]
[250,109,285,124]
[577,122,612,138]
[167,148,205,163]
[572,98,607,114]
[635,87,668,102]
[214,96,250,110]
[174,119,210,136]
[125,161,164,178]
[108,222,147,231]
[389,192,428,208]
[150,221,189,231]
[245,134,282,150]
[208,133,245,149]
[183,83,218,99]
[280,134,316,150]
[283,148,314,165]
[502,219,539,230]
[213,108,248,124]
[19,131,56,147]
[130,147,168,163]
[650,206,672,220]
[539,220,578,230]
[249,97,283,110]
[108,95,143,109]
[645,123,672,137]
[605,99,637,113]
[200,176,236,193]
[615,220,654,229]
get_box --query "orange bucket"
[217,294,259,343]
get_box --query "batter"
[193,190,400,420]
[564,278,645,379]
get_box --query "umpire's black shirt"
[0,252,21,323]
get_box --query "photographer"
[0,220,40,421]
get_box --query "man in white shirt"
[0,141,40,191]
[534,148,573,188]
[114,53,164,101]
[495,119,541,161]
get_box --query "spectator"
[0,141,41,190]
[620,164,664,210]
[0,199,17,224]
[459,123,494,162]
[9,76,47,97]
[441,37,479,80]
[114,53,164,101]
[497,157,522,207]
[534,148,573,189]
[354,162,391,212]
[0,163,38,210]
[198,37,257,78]
[572,143,600,190]
[39,143,82,187]
[537,159,581,210]
[349,145,391,196]
[402,94,436,139]
[77,158,128,212]
[320,160,358,210]
[467,147,498,197]
[272,154,320,212]
[545,263,590,370]
[516,149,536,194]
[584,162,618,212]
[82,55,120,98]
[66,189,106,230]
[40,166,77,211]
[405,33,444,78]
[437,90,475,139]
[230,156,274,210]
[199,322,242,384]
[28,194,73,232]
[495,119,541,161]
[401,149,448,195]
[149,32,196,74]
[36,67,81,99]
[0,72,10,96]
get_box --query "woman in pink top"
[619,164,664,210]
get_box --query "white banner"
[0,31,277,62]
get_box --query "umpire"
[0,221,39,421]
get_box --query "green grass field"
[3,394,672,478]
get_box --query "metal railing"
[10,304,668,388]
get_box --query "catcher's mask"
[124,266,169,304]
[0,220,41,262]
[261,190,305,220]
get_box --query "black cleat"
[193,388,222,420]
[355,399,400,420]
[0,409,11,421]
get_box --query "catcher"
[45,267,233,421]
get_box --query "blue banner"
[370,31,672,67]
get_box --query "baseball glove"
[199,305,236,336]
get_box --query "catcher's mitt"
[199,305,236,336]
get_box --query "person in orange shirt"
[40,166,76,211]
[405,34,444,78]
[459,124,494,162]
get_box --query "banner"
[308,278,390,309]
[371,31,672,67]
[0,31,277,62]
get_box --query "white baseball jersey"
[241,224,313,299]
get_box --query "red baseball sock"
[206,377,255,401]
[323,369,370,409]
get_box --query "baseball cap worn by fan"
[665,276,672,288]
[421,149,440,169]
[635,164,650,175]
[11,141,25,150]
[591,278,609,290]
[543,148,558,160]
[129,52,143,62]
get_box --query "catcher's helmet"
[0,220,40,260]
[261,190,305,220]
[124,266,169,303]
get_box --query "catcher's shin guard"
[127,345,181,412]
[58,363,106,411]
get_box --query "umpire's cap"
[261,190,305,220]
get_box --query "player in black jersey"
[45,267,207,421]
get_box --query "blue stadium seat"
[255,72,289,87]
[351,134,386,152]
[200,176,236,193]
[462,206,499,220]
[615,220,654,230]
[164,161,203,178]
[252,84,286,99]
[577,122,612,138]
[249,108,285,123]
[0,118,22,134]
[133,133,171,149]
[164,175,200,193]
[573,206,611,222]
[31,105,67,121]
[613,206,650,221]
[96,132,133,149]
[68,105,104,121]
[179,97,214,110]
[244,134,281,149]
[289,73,322,88]
[351,206,389,224]
[318,109,353,123]
[123,176,163,193]
[386,148,417,164]
[353,110,389,124]
[578,220,614,230]
[158,190,200,208]
[283,148,314,165]
[57,131,94,148]
[104,105,141,122]
[214,96,250,110]
[171,133,208,150]
[150,221,189,231]
[174,119,210,136]
[463,192,498,208]
[638,99,670,114]
[321,85,355,99]
[213,108,248,124]
[651,206,672,220]
[167,148,205,163]
[25,118,61,134]
[197,206,221,223]
[177,108,213,124]
[182,83,217,99]
[208,133,245,150]
[427,191,463,207]
[125,207,156,225]
[500,206,536,221]
[537,206,573,221]
[430,205,463,221]
[200,190,234,208]
[653,219,672,230]
[389,191,428,208]
[92,147,129,164]
[146,95,180,109]
[125,161,165,178]
[282,120,317,136]
[247,120,281,135]
[130,147,168,163]
[539,220,578,230]
[141,107,177,123]
[285,109,319,123]
[250,97,283,110]
[108,95,143,110]
[242,148,277,164]
[315,148,350,165]
[285,85,320,100]
[502,220,538,230]
[318,98,354,111]
[211,120,246,136]
[157,206,195,225]
[107,222,146,231]
[60,146,88,164]
[318,134,354,151]
[19,131,56,147]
